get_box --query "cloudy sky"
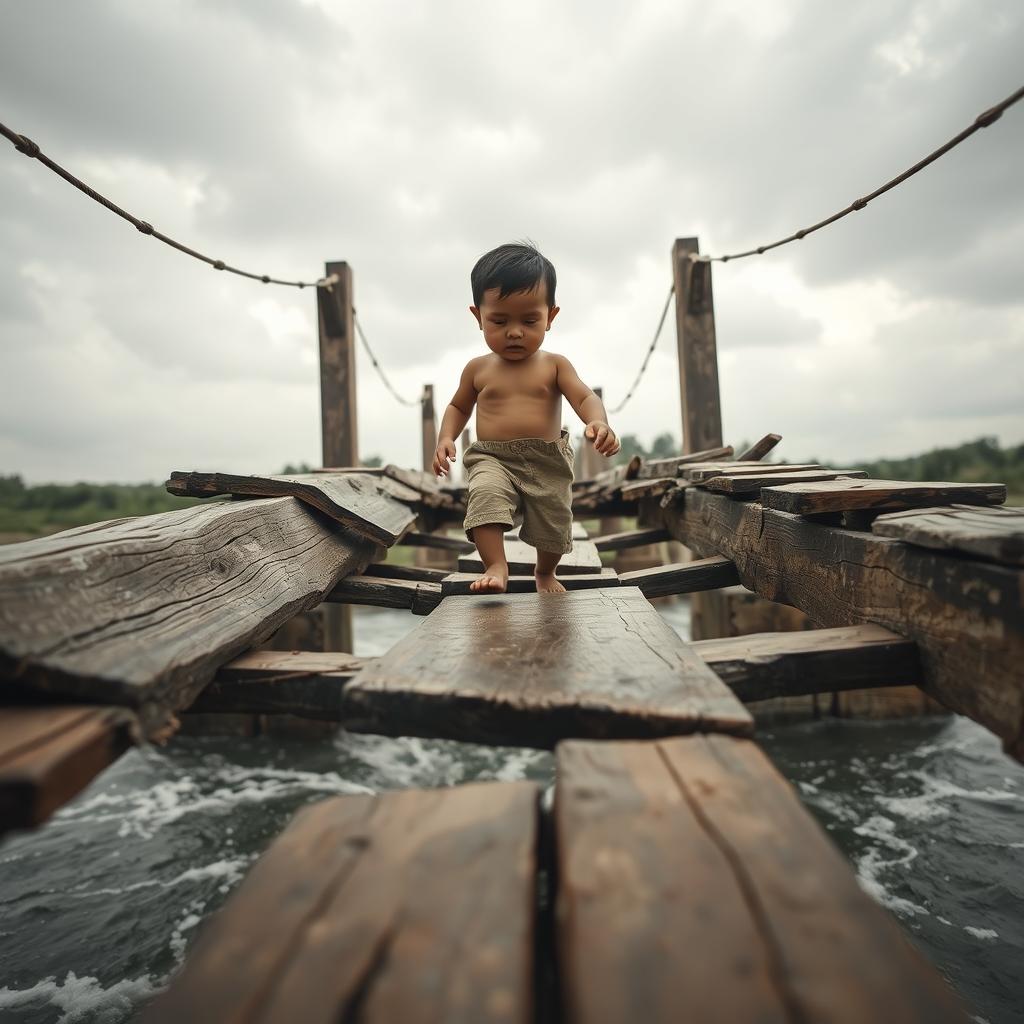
[1,0,1022,482]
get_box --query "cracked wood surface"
[166,471,416,546]
[555,737,966,1024]
[342,587,752,748]
[0,497,377,736]
[761,478,1007,515]
[458,538,602,575]
[872,504,1024,567]
[141,780,538,1024]
[656,487,1024,758]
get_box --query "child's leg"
[469,524,509,594]
[534,549,565,593]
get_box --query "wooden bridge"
[2,241,1021,1021]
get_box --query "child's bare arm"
[554,355,621,456]
[433,360,479,477]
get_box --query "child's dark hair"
[471,241,557,308]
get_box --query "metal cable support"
[607,284,675,415]
[0,119,332,289]
[693,83,1024,264]
[353,312,420,407]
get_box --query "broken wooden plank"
[703,469,867,495]
[636,446,734,478]
[554,737,966,1024]
[326,576,442,615]
[654,486,1024,759]
[761,479,1007,516]
[458,538,602,576]
[0,705,136,834]
[396,531,475,552]
[441,571,619,597]
[872,504,1024,567]
[619,556,740,598]
[693,624,921,702]
[142,780,538,1024]
[166,470,416,546]
[736,432,782,461]
[592,527,670,551]
[0,497,378,737]
[343,587,752,748]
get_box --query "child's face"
[470,283,559,362]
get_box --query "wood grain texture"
[872,504,1024,567]
[459,538,602,575]
[318,261,358,469]
[592,527,670,551]
[618,478,681,501]
[325,575,443,615]
[555,737,966,1024]
[441,571,619,597]
[703,469,867,495]
[0,497,377,736]
[343,587,752,748]
[619,556,740,598]
[655,487,1024,758]
[1,705,135,832]
[396,531,475,552]
[142,780,538,1024]
[761,479,1007,515]
[636,446,734,479]
[166,471,415,546]
[686,462,824,483]
[693,624,921,702]
[736,433,782,461]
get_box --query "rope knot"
[15,135,40,158]
[136,220,153,235]
[975,106,1002,128]
[851,197,868,211]
[261,274,270,283]
[794,229,806,240]
[213,259,225,270]
[756,246,765,254]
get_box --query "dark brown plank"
[142,780,538,1024]
[693,624,921,702]
[441,571,618,596]
[872,504,1024,567]
[736,432,782,461]
[326,576,442,615]
[0,497,378,736]
[635,446,734,479]
[396,531,475,552]
[761,479,1007,515]
[703,469,867,495]
[619,556,740,597]
[619,477,680,501]
[1,706,135,832]
[362,562,452,583]
[343,587,752,748]
[458,538,602,575]
[166,470,416,546]
[592,527,670,551]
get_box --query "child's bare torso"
[471,351,562,442]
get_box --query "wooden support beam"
[693,624,921,702]
[421,384,437,472]
[736,432,782,461]
[318,261,358,468]
[326,576,442,615]
[592,527,670,552]
[397,531,474,552]
[141,781,539,1024]
[672,239,722,453]
[619,556,740,598]
[441,570,618,596]
[653,486,1024,758]
[761,479,1007,516]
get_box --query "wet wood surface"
[555,737,966,1024]
[142,780,539,1024]
[761,479,1007,515]
[872,504,1024,566]
[0,497,377,736]
[618,556,740,598]
[343,587,752,748]
[459,538,602,575]
[694,624,921,702]
[166,471,416,546]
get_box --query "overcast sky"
[1,0,1022,483]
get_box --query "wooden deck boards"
[459,538,602,575]
[872,504,1024,566]
[619,556,739,597]
[342,587,753,748]
[761,479,1007,515]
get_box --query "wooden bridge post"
[671,239,722,453]
[421,385,437,472]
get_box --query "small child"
[433,242,620,594]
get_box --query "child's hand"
[433,439,457,478]
[585,421,621,457]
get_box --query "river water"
[1,601,1021,1023]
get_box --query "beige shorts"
[463,429,575,554]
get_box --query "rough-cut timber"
[686,462,825,483]
[736,432,782,461]
[592,527,670,551]
[361,562,452,583]
[0,497,377,736]
[702,469,867,495]
[459,538,602,575]
[326,576,442,615]
[188,650,368,718]
[556,737,966,1024]
[344,587,752,748]
[694,625,921,702]
[872,504,1024,567]
[635,446,734,479]
[396,530,474,552]
[761,478,1007,515]
[142,781,538,1024]
[619,556,740,598]
[441,571,619,597]
[1,705,135,834]
[619,477,680,501]
[166,470,415,546]
[655,487,1024,758]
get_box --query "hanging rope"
[607,284,675,415]
[353,312,420,406]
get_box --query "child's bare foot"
[470,564,508,593]
[534,572,566,594]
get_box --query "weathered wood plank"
[872,504,1024,567]
[686,462,824,483]
[693,624,921,702]
[361,562,452,583]
[166,470,415,546]
[441,571,619,597]
[619,477,680,501]
[592,527,670,551]
[326,576,442,615]
[142,781,538,1024]
[344,587,752,748]
[635,446,734,479]
[761,479,1007,515]
[703,469,867,495]
[0,497,377,736]
[619,556,740,598]
[459,538,602,575]
[555,737,966,1024]
[1,706,135,833]
[655,487,1024,758]
[396,531,475,552]
[736,432,782,461]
